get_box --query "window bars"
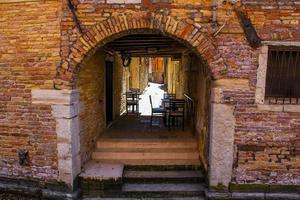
[265,46,300,104]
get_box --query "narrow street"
[138,82,165,116]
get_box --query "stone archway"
[54,11,228,89]
[32,11,235,191]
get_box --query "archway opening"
[77,32,212,178]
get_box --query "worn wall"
[129,57,149,92]
[216,2,300,185]
[166,58,179,95]
[174,53,211,171]
[139,58,149,92]
[78,50,126,165]
[77,50,105,165]
[113,53,125,117]
[185,55,211,172]
[0,0,61,183]
[121,66,130,114]
[150,58,164,84]
[129,58,140,90]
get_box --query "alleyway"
[138,82,165,116]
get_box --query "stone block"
[32,89,79,105]
[257,104,284,112]
[213,79,250,90]
[0,0,39,2]
[284,105,300,113]
[57,143,72,159]
[232,192,264,200]
[265,193,300,200]
[107,0,141,4]
[209,103,235,188]
[56,118,74,140]
[52,104,79,119]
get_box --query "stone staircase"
[91,138,201,165]
[81,165,206,199]
[121,165,205,198]
[80,138,206,199]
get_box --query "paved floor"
[101,115,193,140]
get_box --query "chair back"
[169,99,185,113]
[149,95,153,109]
[130,88,140,93]
[126,91,138,100]
[164,93,176,99]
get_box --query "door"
[106,61,113,125]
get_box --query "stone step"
[124,165,202,171]
[97,139,197,149]
[121,183,205,197]
[83,196,205,200]
[92,149,199,160]
[124,170,204,183]
[84,197,205,200]
[91,159,201,166]
[94,148,198,153]
[124,170,203,179]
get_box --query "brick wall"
[0,1,61,182]
[1,0,300,188]
[77,50,126,165]
[113,53,126,117]
[77,50,106,165]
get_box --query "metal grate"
[265,46,300,104]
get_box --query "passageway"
[75,31,212,198]
[139,82,165,116]
[77,31,211,173]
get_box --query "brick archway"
[54,11,227,89]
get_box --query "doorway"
[106,61,114,125]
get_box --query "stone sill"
[0,0,40,3]
[106,0,141,4]
[257,104,300,112]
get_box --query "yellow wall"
[129,57,149,92]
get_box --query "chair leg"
[150,115,153,127]
[182,115,185,131]
[168,115,171,131]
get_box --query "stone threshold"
[205,190,300,200]
[0,177,81,200]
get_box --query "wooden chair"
[126,91,139,114]
[168,100,185,131]
[162,93,176,110]
[149,95,166,126]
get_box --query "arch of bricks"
[54,11,228,89]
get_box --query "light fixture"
[121,51,131,67]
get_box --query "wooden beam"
[235,9,261,48]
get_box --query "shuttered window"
[265,46,300,104]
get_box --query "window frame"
[255,41,300,112]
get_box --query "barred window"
[265,46,300,104]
